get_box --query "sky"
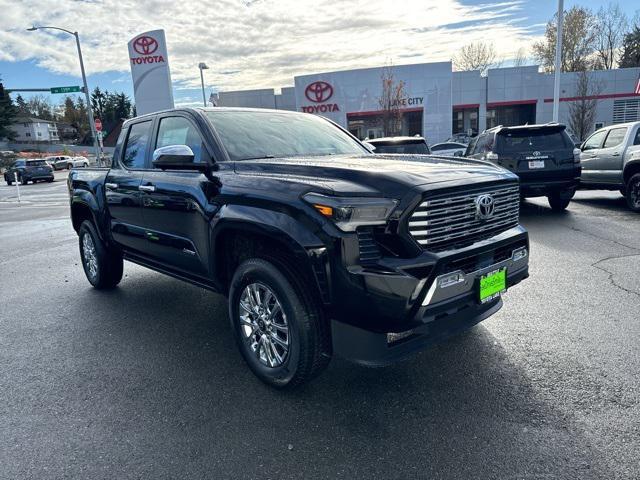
[0,0,637,108]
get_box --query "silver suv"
[580,121,640,212]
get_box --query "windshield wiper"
[243,155,275,160]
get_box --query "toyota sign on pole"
[128,29,174,115]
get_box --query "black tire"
[6,180,12,186]
[547,189,574,211]
[624,173,640,213]
[78,220,123,289]
[20,176,28,185]
[47,178,54,183]
[228,257,330,388]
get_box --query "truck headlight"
[303,193,398,232]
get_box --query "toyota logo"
[532,151,541,156]
[305,81,333,103]
[133,36,159,55]
[475,194,495,221]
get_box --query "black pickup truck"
[68,107,529,388]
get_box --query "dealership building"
[214,62,640,143]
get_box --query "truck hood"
[233,154,516,198]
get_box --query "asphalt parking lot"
[0,171,639,479]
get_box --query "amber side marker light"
[314,204,334,217]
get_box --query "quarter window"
[155,116,206,164]
[602,127,627,148]
[122,121,152,169]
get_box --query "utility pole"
[552,0,564,123]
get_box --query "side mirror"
[362,141,376,153]
[152,145,205,171]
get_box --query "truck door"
[580,129,608,184]
[105,119,153,253]
[138,114,218,278]
[595,126,628,185]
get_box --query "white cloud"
[0,0,541,92]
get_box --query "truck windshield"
[496,128,570,154]
[205,111,366,161]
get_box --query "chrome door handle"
[612,152,620,156]
[139,185,156,192]
[105,182,118,190]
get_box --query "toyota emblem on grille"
[475,194,495,221]
[532,151,541,156]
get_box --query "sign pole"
[14,172,21,204]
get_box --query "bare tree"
[567,71,603,141]
[513,47,528,67]
[454,41,498,74]
[594,3,629,69]
[533,6,597,72]
[378,65,406,137]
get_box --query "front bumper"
[326,226,529,364]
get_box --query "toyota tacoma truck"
[68,107,529,388]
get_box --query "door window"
[582,130,607,151]
[602,127,627,149]
[634,128,640,146]
[122,121,152,169]
[155,116,206,163]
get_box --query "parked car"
[430,142,467,156]
[70,156,90,168]
[466,123,581,211]
[366,136,430,154]
[579,121,640,212]
[448,133,474,145]
[69,107,529,388]
[4,158,54,185]
[49,156,74,170]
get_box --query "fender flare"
[70,192,106,241]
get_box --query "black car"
[68,107,528,388]
[465,124,581,211]
[4,159,55,185]
[367,136,430,154]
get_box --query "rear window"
[27,160,47,166]
[496,129,571,154]
[372,141,430,154]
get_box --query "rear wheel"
[228,257,330,388]
[6,179,12,186]
[78,220,123,289]
[20,176,28,185]
[548,189,574,211]
[624,173,640,213]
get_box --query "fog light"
[512,247,528,261]
[439,271,465,288]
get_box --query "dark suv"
[4,159,55,185]
[465,124,581,211]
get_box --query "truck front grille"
[407,184,520,251]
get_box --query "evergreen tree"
[15,94,29,116]
[0,81,18,141]
[619,25,640,68]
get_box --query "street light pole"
[198,63,209,107]
[27,26,101,165]
[552,0,564,123]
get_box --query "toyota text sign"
[128,29,174,115]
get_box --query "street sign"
[50,86,81,94]
[95,119,102,132]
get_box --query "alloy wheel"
[82,233,98,280]
[238,282,290,368]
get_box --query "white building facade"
[216,63,640,144]
[10,117,60,143]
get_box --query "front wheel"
[228,258,330,388]
[624,173,640,213]
[548,189,574,211]
[78,220,123,289]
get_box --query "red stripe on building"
[486,99,538,108]
[346,107,423,117]
[453,103,480,110]
[543,92,639,103]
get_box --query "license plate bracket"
[479,268,506,303]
